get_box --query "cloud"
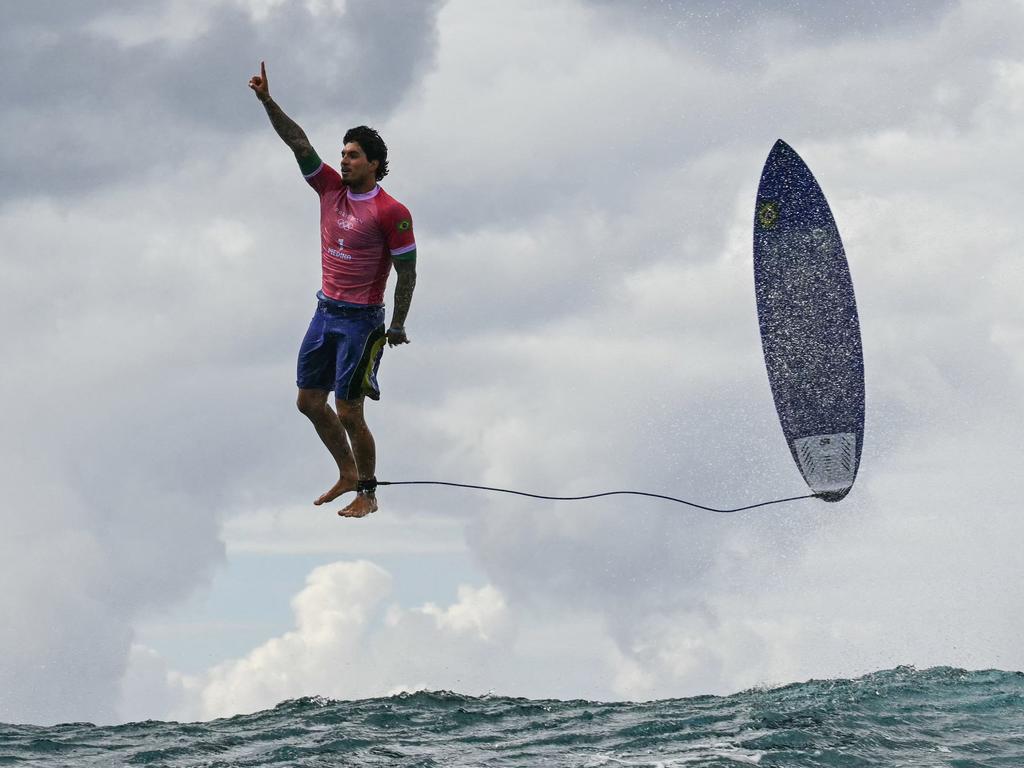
[151,0,1024,715]
[3,0,1024,725]
[0,0,445,202]
[390,0,1021,242]
[221,503,467,555]
[368,0,1024,705]
[194,561,392,718]
[590,0,960,45]
[0,0,447,726]
[182,561,514,720]
[0,448,223,724]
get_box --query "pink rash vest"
[304,161,416,306]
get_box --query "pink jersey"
[304,162,416,305]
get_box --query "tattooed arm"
[387,259,417,347]
[248,60,317,165]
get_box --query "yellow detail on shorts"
[363,335,387,394]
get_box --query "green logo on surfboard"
[757,201,779,229]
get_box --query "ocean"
[1,667,1021,767]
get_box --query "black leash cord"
[376,480,817,514]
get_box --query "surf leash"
[372,479,818,514]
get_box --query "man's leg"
[296,388,359,505]
[335,396,378,518]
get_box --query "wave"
[2,666,1021,767]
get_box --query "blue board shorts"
[296,293,387,401]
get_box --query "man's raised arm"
[248,61,319,171]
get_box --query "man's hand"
[387,326,410,347]
[248,60,270,102]
[250,62,315,159]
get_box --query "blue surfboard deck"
[753,140,864,502]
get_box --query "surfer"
[248,61,417,519]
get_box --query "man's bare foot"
[314,476,357,506]
[339,493,378,518]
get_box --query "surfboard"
[753,140,864,502]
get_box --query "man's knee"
[335,397,366,429]
[297,389,329,418]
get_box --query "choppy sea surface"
[2,667,1022,767]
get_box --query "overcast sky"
[2,0,1023,726]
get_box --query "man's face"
[340,142,378,188]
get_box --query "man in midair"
[249,61,417,518]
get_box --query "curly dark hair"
[343,125,389,181]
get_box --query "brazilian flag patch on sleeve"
[397,219,411,231]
